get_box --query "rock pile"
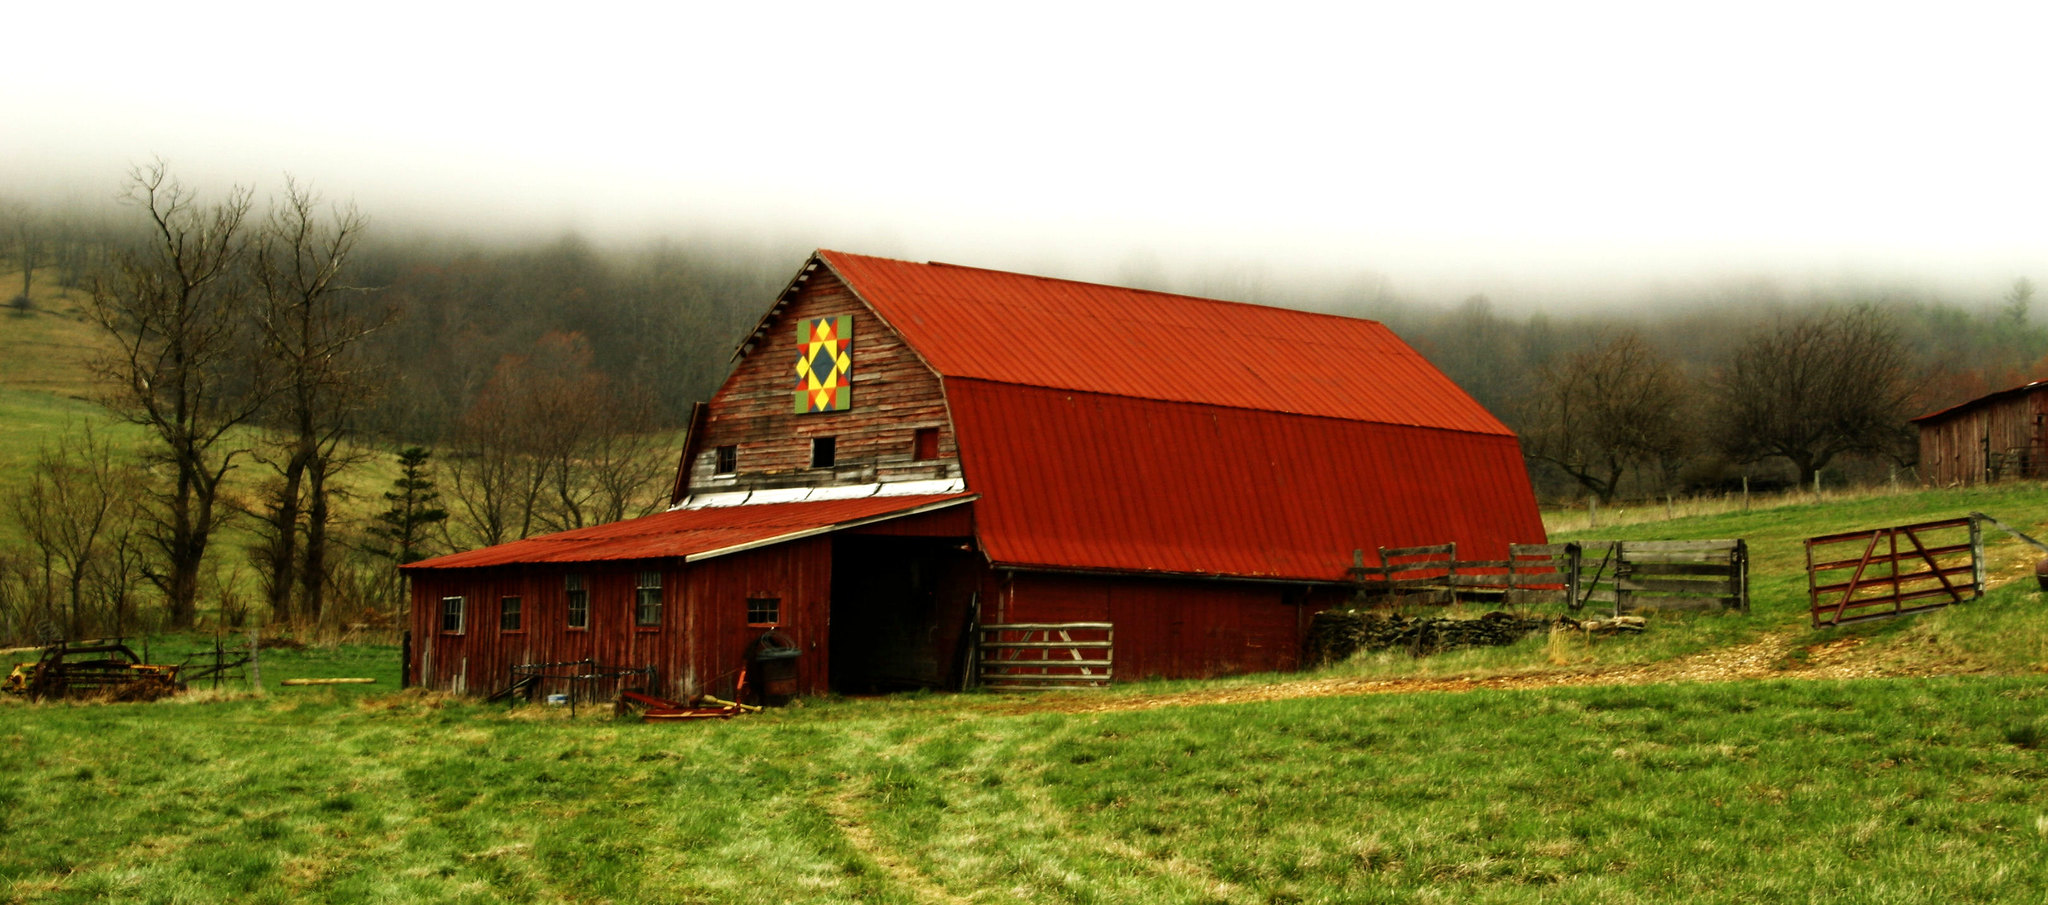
[1307,609,1643,665]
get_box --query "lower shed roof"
[403,494,974,570]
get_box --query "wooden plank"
[1617,577,1737,595]
[1618,550,1738,564]
[1621,540,1743,553]
[979,657,1115,669]
[979,622,1114,631]
[1626,562,1745,577]
[977,640,1113,649]
[979,673,1115,684]
[1619,596,1732,612]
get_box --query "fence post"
[1565,543,1582,611]
[1970,515,1986,597]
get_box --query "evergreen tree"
[370,447,448,565]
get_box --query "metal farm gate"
[1806,517,1984,627]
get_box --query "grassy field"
[4,658,2047,903]
[2,487,2048,902]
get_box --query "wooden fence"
[1806,517,1983,627]
[976,622,1113,690]
[1357,539,1749,614]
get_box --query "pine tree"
[371,447,448,565]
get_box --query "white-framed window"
[636,571,663,627]
[440,596,465,634]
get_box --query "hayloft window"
[440,596,465,634]
[913,428,939,461]
[499,596,522,632]
[714,445,737,475]
[565,575,588,629]
[811,437,836,469]
[635,571,663,627]
[747,596,781,626]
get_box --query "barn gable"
[676,264,961,503]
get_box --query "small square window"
[636,571,663,627]
[440,596,465,634]
[714,445,737,475]
[913,428,939,461]
[747,597,781,626]
[500,596,522,632]
[811,437,836,469]
[565,575,588,629]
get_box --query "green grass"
[5,669,2048,903]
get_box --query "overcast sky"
[7,2,2045,305]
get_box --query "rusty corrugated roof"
[818,250,1511,436]
[403,495,973,570]
[1911,378,2048,423]
[946,379,1544,581]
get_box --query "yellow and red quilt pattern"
[793,316,853,413]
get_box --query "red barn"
[403,251,1545,697]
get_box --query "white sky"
[6,2,2047,305]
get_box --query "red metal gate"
[1806,517,1984,627]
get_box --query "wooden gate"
[976,622,1113,690]
[1806,517,1984,627]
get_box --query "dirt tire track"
[818,783,975,905]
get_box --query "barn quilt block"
[793,316,853,413]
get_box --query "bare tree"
[248,178,383,626]
[86,161,268,628]
[1712,306,1917,486]
[445,332,673,546]
[1521,331,1688,502]
[5,426,150,639]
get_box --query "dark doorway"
[828,536,979,692]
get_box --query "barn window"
[714,445,737,475]
[565,574,588,629]
[440,596,464,634]
[500,596,522,632]
[636,571,663,627]
[913,428,939,461]
[811,437,836,468]
[747,597,781,626]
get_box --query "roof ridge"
[818,249,1390,330]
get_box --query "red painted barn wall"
[685,268,960,496]
[985,572,1351,680]
[406,538,836,699]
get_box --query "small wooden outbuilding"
[1913,380,2048,485]
[403,251,1547,698]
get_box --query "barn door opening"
[828,536,978,692]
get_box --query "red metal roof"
[946,379,1545,582]
[817,250,1511,436]
[403,495,973,570]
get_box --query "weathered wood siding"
[985,572,1344,680]
[407,538,834,699]
[1919,387,2048,485]
[685,268,960,496]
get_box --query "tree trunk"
[299,457,331,626]
[262,454,307,623]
